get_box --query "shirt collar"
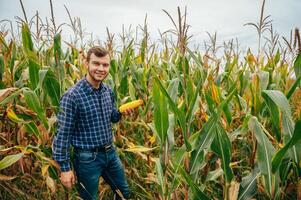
[83,76,104,94]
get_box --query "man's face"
[86,53,110,82]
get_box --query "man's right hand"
[60,170,76,189]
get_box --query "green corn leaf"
[205,168,223,182]
[24,121,41,139]
[286,76,301,99]
[274,49,281,65]
[262,91,281,141]
[0,153,24,171]
[171,132,201,191]
[238,168,260,200]
[0,34,9,51]
[123,40,134,67]
[262,90,300,163]
[272,120,301,173]
[178,166,210,200]
[167,78,179,103]
[9,43,16,75]
[23,88,48,129]
[128,79,136,100]
[223,103,232,125]
[248,116,278,197]
[217,85,237,115]
[262,90,291,116]
[167,113,175,149]
[140,37,146,62]
[294,53,301,78]
[118,75,128,97]
[186,76,194,105]
[190,149,205,179]
[153,80,169,144]
[278,158,293,182]
[21,23,34,52]
[282,116,300,163]
[155,158,165,196]
[109,59,118,78]
[43,69,60,107]
[258,70,269,90]
[187,49,205,72]
[154,76,191,151]
[28,58,40,90]
[186,76,202,125]
[53,34,62,65]
[190,114,218,173]
[211,123,234,183]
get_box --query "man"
[52,46,132,200]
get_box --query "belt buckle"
[104,144,111,152]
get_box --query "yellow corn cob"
[119,99,143,113]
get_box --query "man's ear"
[84,60,88,69]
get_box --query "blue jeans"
[73,147,130,200]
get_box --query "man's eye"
[102,64,109,67]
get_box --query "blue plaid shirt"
[52,77,121,172]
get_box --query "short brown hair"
[86,46,108,62]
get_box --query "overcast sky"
[0,0,300,52]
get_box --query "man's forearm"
[52,133,72,172]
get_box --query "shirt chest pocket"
[102,94,113,115]
[78,95,112,122]
[78,102,99,121]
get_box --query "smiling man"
[52,46,131,200]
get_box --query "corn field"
[0,1,301,199]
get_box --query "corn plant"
[0,1,301,200]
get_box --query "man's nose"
[97,64,105,70]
